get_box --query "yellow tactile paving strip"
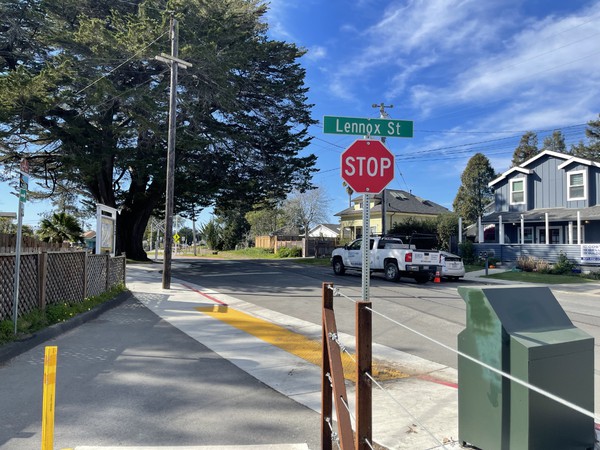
[196,305,408,382]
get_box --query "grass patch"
[0,284,126,346]
[177,247,278,259]
[485,271,595,284]
[293,257,331,267]
[465,264,484,273]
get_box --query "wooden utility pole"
[155,17,192,289]
[372,103,393,236]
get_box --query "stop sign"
[341,139,395,194]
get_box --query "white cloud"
[305,45,327,61]
[324,0,512,103]
[322,0,600,136]
[264,0,294,40]
[409,2,600,127]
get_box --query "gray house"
[476,150,600,265]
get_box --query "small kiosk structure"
[96,204,118,256]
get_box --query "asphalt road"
[0,294,320,450]
[171,258,473,369]
[171,258,600,395]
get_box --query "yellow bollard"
[41,346,58,450]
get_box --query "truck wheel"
[384,261,400,282]
[415,275,429,284]
[332,257,345,276]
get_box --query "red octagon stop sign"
[341,139,395,194]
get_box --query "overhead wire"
[73,30,169,96]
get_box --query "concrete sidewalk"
[126,265,460,450]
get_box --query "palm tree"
[37,212,84,244]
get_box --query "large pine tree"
[0,0,316,259]
[453,153,496,225]
[511,131,539,166]
[571,114,600,161]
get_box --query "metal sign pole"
[362,193,370,302]
[12,199,24,334]
[13,161,28,334]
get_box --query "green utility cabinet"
[458,286,594,450]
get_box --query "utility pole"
[372,103,393,236]
[155,17,192,289]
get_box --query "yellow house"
[335,189,450,239]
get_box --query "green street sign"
[19,173,29,203]
[323,115,413,138]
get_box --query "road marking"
[182,283,228,305]
[196,305,408,382]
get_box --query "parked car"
[440,251,465,280]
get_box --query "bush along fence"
[0,251,126,322]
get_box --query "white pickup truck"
[330,235,441,284]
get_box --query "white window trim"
[518,226,533,244]
[510,178,526,205]
[567,170,587,201]
[567,222,585,244]
[536,226,563,244]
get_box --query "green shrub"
[16,309,48,333]
[459,240,476,264]
[276,246,302,258]
[551,252,576,275]
[0,320,14,344]
[234,247,274,257]
[487,257,499,266]
[46,302,73,323]
[584,270,600,280]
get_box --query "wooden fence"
[0,251,126,322]
[0,233,71,254]
[255,235,339,257]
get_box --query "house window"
[569,224,585,244]
[567,170,586,201]
[518,227,533,244]
[483,224,496,242]
[538,227,563,244]
[510,179,526,205]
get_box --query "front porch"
[471,243,600,267]
[471,207,600,265]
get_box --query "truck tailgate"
[412,252,439,264]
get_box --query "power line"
[74,30,169,96]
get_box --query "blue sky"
[267,0,600,220]
[3,0,600,229]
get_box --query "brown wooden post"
[105,253,110,291]
[38,251,48,310]
[122,253,126,287]
[356,301,372,450]
[322,282,333,450]
[323,283,355,450]
[83,250,88,300]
